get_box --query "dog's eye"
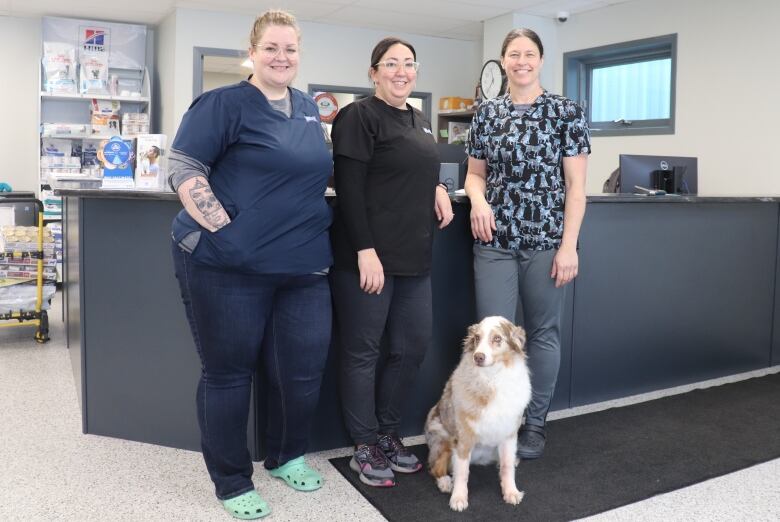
[493,335,502,344]
[474,335,480,343]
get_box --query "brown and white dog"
[424,316,532,511]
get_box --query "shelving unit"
[40,92,150,104]
[39,77,151,280]
[38,16,153,282]
[437,109,475,144]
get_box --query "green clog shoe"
[222,490,271,520]
[268,456,323,492]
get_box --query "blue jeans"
[172,243,332,500]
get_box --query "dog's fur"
[424,316,532,512]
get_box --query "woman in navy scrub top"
[330,37,454,488]
[169,11,332,519]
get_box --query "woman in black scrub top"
[330,37,454,488]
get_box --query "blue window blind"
[590,58,671,122]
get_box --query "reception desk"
[58,188,780,458]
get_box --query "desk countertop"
[53,184,780,204]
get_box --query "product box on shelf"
[91,99,121,136]
[42,42,77,95]
[39,189,63,221]
[41,123,90,137]
[82,141,99,167]
[0,226,58,312]
[41,138,72,158]
[122,112,150,136]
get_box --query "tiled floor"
[1,294,778,521]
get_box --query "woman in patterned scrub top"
[464,28,591,460]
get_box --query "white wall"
[483,13,558,93]
[163,8,482,138]
[0,16,41,193]
[155,10,176,149]
[555,0,780,195]
[483,13,515,63]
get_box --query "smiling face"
[249,24,300,94]
[501,36,544,92]
[370,43,417,109]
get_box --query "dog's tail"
[424,403,452,479]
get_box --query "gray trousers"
[473,244,565,428]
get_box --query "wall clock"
[480,59,506,100]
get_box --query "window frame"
[563,34,677,137]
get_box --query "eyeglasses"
[374,61,420,73]
[254,44,299,59]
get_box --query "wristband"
[437,182,449,191]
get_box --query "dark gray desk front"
[60,192,780,457]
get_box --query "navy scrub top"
[171,81,333,274]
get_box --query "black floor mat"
[329,372,780,521]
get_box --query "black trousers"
[331,270,432,445]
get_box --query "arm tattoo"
[189,179,230,230]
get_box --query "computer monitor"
[437,143,467,190]
[0,198,37,226]
[617,154,698,194]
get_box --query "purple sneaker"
[349,444,396,487]
[377,433,423,473]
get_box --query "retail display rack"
[38,16,153,281]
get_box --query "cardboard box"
[439,97,474,111]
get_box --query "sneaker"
[517,425,546,459]
[377,433,423,473]
[349,444,396,487]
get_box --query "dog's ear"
[505,323,526,354]
[462,323,480,352]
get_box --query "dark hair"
[370,37,417,72]
[501,28,544,58]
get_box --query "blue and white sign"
[100,136,135,188]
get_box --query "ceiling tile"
[352,0,509,22]
[318,5,475,36]
[178,0,353,20]
[522,0,611,17]
[458,0,547,8]
[432,21,484,41]
[9,0,167,24]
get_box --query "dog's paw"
[502,487,525,505]
[436,475,453,493]
[449,493,469,511]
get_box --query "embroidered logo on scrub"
[305,116,318,123]
[423,128,432,134]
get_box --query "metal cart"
[0,197,52,343]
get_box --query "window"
[563,34,677,136]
